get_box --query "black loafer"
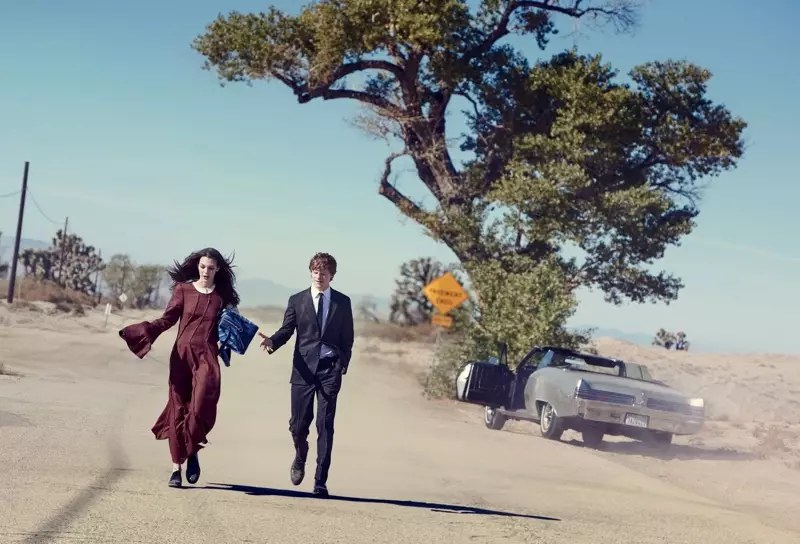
[186,453,200,484]
[290,459,305,486]
[168,470,182,488]
[312,483,329,498]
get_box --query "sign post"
[423,271,468,329]
[103,303,112,328]
[422,271,469,374]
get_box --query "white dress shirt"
[310,285,336,359]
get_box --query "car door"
[507,348,547,410]
[455,358,514,407]
[522,349,555,412]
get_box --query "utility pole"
[94,249,102,305]
[57,216,68,287]
[7,162,29,304]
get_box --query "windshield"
[622,362,663,384]
[550,353,622,376]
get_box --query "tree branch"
[461,1,519,63]
[277,59,407,116]
[377,151,435,225]
[461,0,639,63]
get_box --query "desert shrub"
[0,277,95,311]
[355,296,382,324]
[19,228,104,296]
[0,362,23,377]
[653,329,690,350]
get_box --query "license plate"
[624,413,649,428]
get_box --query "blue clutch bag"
[217,308,259,367]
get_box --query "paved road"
[1,324,798,543]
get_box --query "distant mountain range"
[573,326,655,347]
[3,236,690,350]
[0,236,50,276]
[235,277,392,315]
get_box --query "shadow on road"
[20,436,131,544]
[565,439,757,461]
[203,482,560,521]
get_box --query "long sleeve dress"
[119,281,224,464]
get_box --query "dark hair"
[309,252,337,276]
[167,247,240,307]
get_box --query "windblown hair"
[166,247,240,307]
[309,252,337,276]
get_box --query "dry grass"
[0,278,97,314]
[240,305,441,345]
[356,321,440,343]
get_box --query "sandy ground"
[2,302,800,543]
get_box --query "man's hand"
[258,332,274,352]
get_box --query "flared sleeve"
[119,284,184,359]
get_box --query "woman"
[119,247,240,488]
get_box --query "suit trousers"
[289,356,343,485]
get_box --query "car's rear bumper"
[575,399,704,435]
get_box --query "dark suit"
[269,287,354,486]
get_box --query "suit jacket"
[269,287,355,385]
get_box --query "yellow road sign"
[431,313,453,328]
[423,272,468,315]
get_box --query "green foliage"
[103,254,165,309]
[424,255,592,397]
[18,229,104,296]
[194,1,745,395]
[462,254,591,363]
[102,254,135,307]
[130,265,166,309]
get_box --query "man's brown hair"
[309,252,337,276]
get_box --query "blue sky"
[1,0,798,353]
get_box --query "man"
[258,252,354,497]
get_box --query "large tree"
[193,0,746,362]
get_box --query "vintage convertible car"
[455,344,705,448]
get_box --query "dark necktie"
[317,292,324,332]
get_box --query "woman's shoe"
[168,470,182,488]
[186,453,201,484]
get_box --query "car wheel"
[484,406,507,430]
[538,402,564,440]
[581,428,604,448]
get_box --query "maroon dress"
[119,282,224,464]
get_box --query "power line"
[26,189,61,225]
[0,190,20,199]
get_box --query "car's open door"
[454,343,514,407]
